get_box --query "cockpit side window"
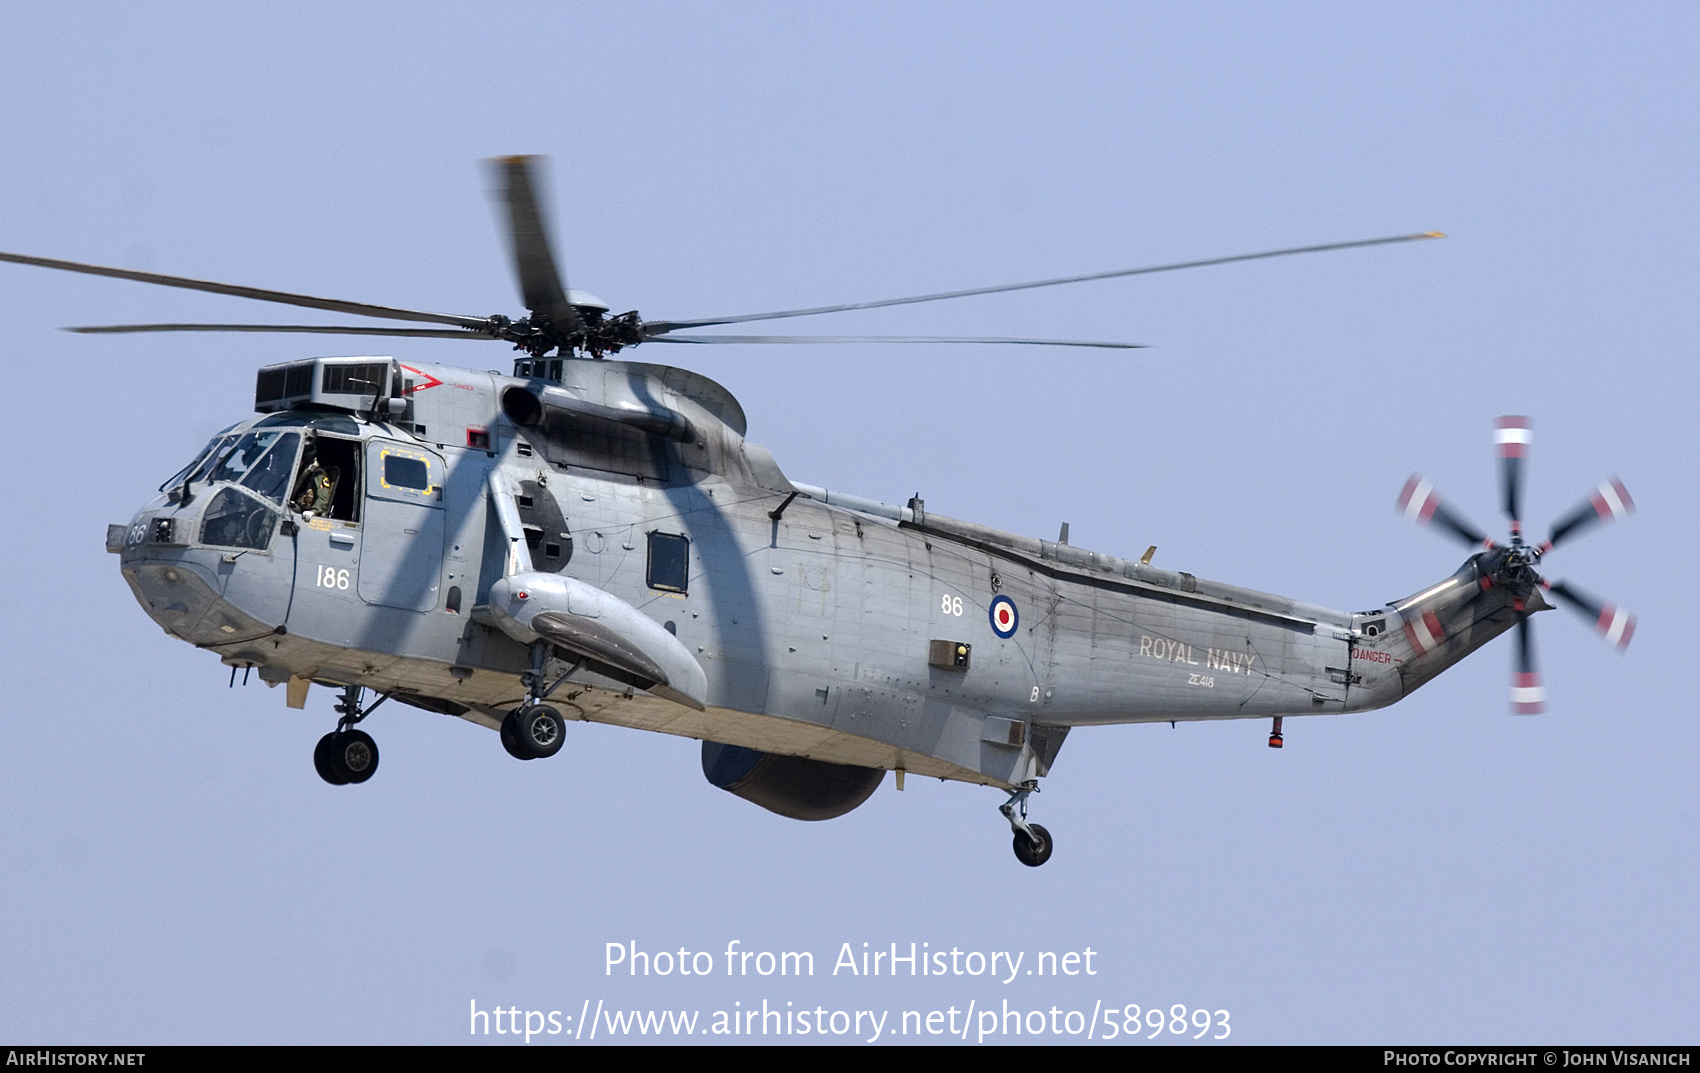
[289,433,362,523]
[200,487,277,550]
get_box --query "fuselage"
[111,356,1521,790]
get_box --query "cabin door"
[358,438,446,612]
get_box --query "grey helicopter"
[1,157,1636,865]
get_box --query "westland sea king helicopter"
[1,158,1636,865]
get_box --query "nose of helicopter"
[108,500,277,647]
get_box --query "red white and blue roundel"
[989,595,1019,638]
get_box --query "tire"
[500,709,533,760]
[335,729,380,784]
[516,705,566,759]
[314,732,350,785]
[1012,823,1053,867]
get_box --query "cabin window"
[646,531,690,594]
[382,454,429,491]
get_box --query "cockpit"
[150,411,367,553]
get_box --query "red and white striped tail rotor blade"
[1542,579,1636,652]
[1510,671,1546,714]
[1509,614,1546,714]
[1397,474,1492,549]
[1496,416,1531,538]
[1542,477,1634,553]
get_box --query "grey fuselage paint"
[115,357,1521,792]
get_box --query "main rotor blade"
[1540,477,1634,554]
[488,156,579,332]
[65,323,496,338]
[1541,579,1636,651]
[1495,416,1530,538]
[0,250,489,329]
[644,231,1446,333]
[1397,474,1493,549]
[648,334,1143,349]
[1510,613,1546,714]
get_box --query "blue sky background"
[0,3,1694,1044]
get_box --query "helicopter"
[0,157,1636,866]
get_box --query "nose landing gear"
[313,684,387,785]
[1000,782,1054,867]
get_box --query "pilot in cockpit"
[292,453,338,518]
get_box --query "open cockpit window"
[288,433,361,522]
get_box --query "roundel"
[989,595,1019,639]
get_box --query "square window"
[383,454,429,490]
[646,531,690,594]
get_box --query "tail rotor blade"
[1510,614,1546,715]
[1542,579,1636,651]
[1541,477,1634,553]
[1397,474,1493,549]
[1495,416,1531,539]
[488,155,579,332]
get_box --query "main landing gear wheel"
[1013,823,1054,868]
[499,712,531,760]
[313,732,349,785]
[501,704,566,760]
[314,729,379,785]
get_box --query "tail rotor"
[1397,416,1635,714]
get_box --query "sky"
[0,2,1694,1046]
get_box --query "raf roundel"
[989,595,1019,639]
